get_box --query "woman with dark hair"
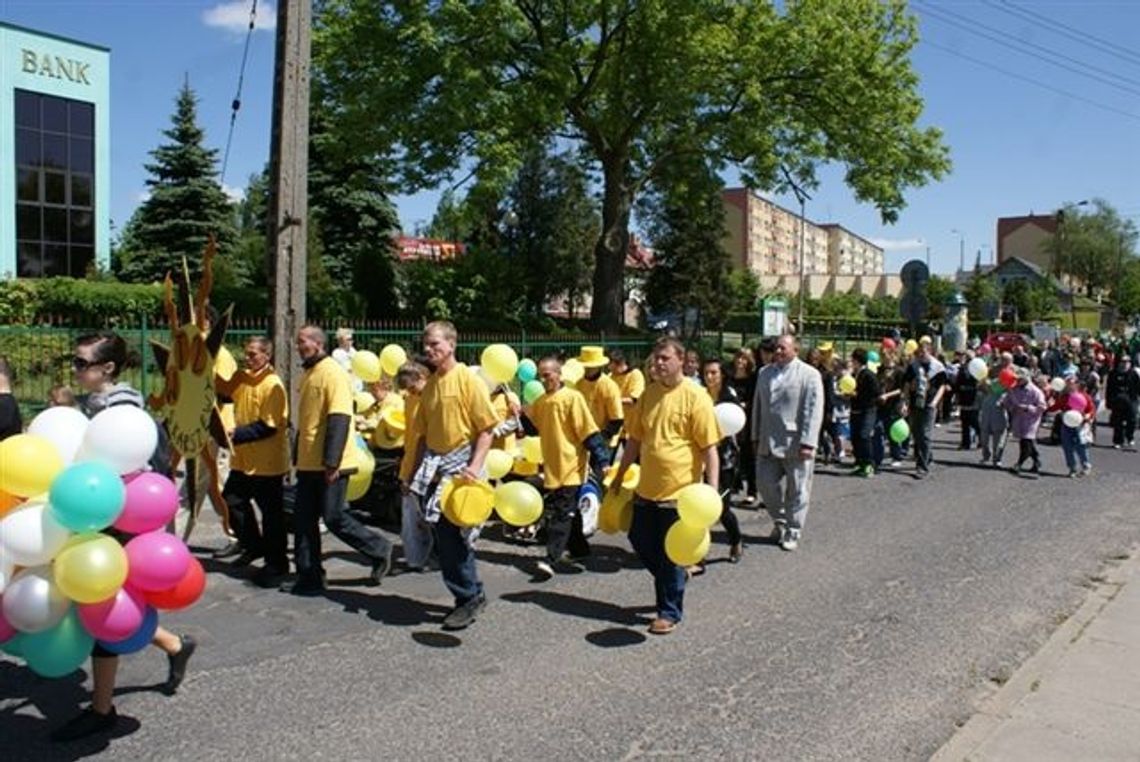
[51,332,196,743]
[699,358,744,565]
[727,348,757,504]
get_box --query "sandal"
[648,618,677,635]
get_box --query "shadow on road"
[585,627,647,648]
[500,590,649,628]
[410,631,462,649]
[320,589,450,627]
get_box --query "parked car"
[985,331,1030,352]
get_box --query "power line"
[984,0,1140,69]
[922,39,1140,124]
[220,0,259,186]
[915,0,1140,97]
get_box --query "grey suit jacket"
[751,358,825,459]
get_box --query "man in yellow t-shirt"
[575,345,624,452]
[608,348,645,443]
[410,321,500,630]
[288,325,393,596]
[214,336,292,588]
[523,355,612,579]
[610,336,721,635]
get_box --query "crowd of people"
[2,322,1138,742]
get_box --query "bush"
[0,278,164,325]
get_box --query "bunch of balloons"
[0,406,203,678]
[664,483,720,566]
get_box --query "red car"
[984,332,1029,352]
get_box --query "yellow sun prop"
[148,237,233,540]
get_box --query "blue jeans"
[909,406,936,472]
[433,514,483,606]
[628,499,686,623]
[851,410,876,467]
[1060,425,1090,472]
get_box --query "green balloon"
[20,609,94,678]
[522,380,545,404]
[517,359,538,383]
[889,418,911,444]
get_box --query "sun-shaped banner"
[147,236,233,540]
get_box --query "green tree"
[1001,278,1059,322]
[1115,260,1140,319]
[964,273,1000,321]
[116,82,240,284]
[725,269,763,313]
[1045,199,1139,299]
[921,275,957,320]
[313,0,950,330]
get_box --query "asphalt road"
[4,420,1140,761]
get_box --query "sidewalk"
[933,545,1140,761]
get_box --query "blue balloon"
[48,461,126,532]
[96,606,158,655]
[517,359,538,384]
[867,350,881,364]
[21,609,94,678]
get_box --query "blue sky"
[3,0,1138,276]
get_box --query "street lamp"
[792,186,811,334]
[950,228,965,274]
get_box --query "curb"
[931,544,1139,761]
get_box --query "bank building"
[1,21,110,278]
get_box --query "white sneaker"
[889,460,903,469]
[780,529,800,552]
[534,560,555,580]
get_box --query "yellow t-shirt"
[528,386,599,489]
[626,380,722,501]
[399,392,423,482]
[296,356,354,472]
[229,367,290,476]
[490,388,517,453]
[576,373,624,431]
[216,345,238,432]
[612,367,646,406]
[415,363,500,454]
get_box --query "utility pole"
[267,0,311,413]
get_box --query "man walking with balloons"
[610,336,721,635]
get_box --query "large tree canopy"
[315,0,949,329]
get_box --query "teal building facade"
[1,22,110,277]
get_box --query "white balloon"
[0,501,72,566]
[1062,410,1083,429]
[714,402,747,437]
[967,358,988,381]
[3,565,70,633]
[0,544,12,594]
[351,377,364,393]
[27,406,91,465]
[1050,377,1066,393]
[332,348,351,369]
[80,405,158,474]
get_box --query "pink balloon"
[1067,392,1089,411]
[980,344,992,355]
[77,586,147,642]
[124,532,192,592]
[0,609,16,643]
[114,473,179,535]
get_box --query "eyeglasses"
[71,356,99,371]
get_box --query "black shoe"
[442,593,487,630]
[211,540,243,560]
[251,566,288,589]
[368,546,393,587]
[281,577,325,596]
[50,706,118,743]
[232,550,263,569]
[165,635,196,694]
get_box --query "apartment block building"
[721,188,884,280]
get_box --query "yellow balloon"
[599,489,633,534]
[346,449,375,501]
[379,344,408,377]
[512,459,539,476]
[53,533,128,604]
[676,483,721,529]
[353,391,376,413]
[904,339,919,355]
[494,481,544,527]
[481,344,519,385]
[351,350,382,383]
[562,358,584,385]
[520,436,544,464]
[485,449,515,480]
[0,434,64,498]
[838,375,856,395]
[602,464,640,491]
[665,521,711,566]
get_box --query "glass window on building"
[13,88,96,278]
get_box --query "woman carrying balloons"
[54,331,195,742]
[609,337,721,636]
[520,355,611,579]
[1002,367,1048,477]
[700,358,744,564]
[1048,374,1096,478]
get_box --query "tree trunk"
[590,161,634,331]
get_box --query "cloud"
[202,1,276,34]
[222,184,246,203]
[136,190,151,203]
[869,237,926,252]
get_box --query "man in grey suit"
[751,335,825,551]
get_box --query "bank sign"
[20,48,94,85]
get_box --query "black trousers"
[224,470,288,570]
[959,409,980,449]
[1015,438,1041,470]
[718,468,741,546]
[543,486,590,562]
[294,471,391,583]
[850,410,876,467]
[1111,399,1137,445]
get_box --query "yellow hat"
[818,341,834,353]
[577,346,608,368]
[381,406,406,433]
[441,478,495,527]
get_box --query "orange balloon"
[0,490,22,517]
